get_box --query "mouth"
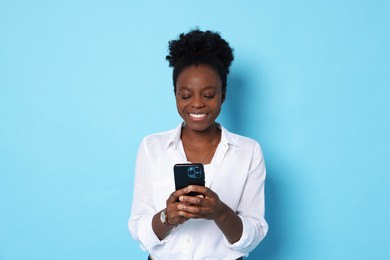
[188,113,207,120]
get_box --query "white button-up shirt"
[129,123,268,260]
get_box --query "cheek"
[211,102,222,116]
[175,99,183,109]
[214,98,223,109]
[175,100,187,116]
[216,106,222,115]
[175,96,182,107]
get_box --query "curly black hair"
[166,29,234,96]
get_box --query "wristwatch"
[160,208,169,224]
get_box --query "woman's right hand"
[166,187,192,225]
[152,188,191,240]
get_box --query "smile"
[189,113,207,120]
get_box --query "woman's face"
[175,65,224,133]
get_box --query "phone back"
[174,163,205,195]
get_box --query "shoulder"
[222,125,262,151]
[140,124,181,149]
[141,128,175,145]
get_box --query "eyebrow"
[177,85,217,91]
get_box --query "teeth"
[189,113,206,118]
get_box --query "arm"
[130,139,184,249]
[129,139,159,249]
[177,142,268,250]
[151,209,175,240]
[232,143,268,252]
[129,138,193,244]
[151,187,193,240]
[177,186,243,244]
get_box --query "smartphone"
[174,163,205,196]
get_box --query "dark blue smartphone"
[174,163,205,196]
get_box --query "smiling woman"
[128,29,268,260]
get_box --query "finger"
[178,211,203,219]
[166,192,179,204]
[178,203,201,213]
[179,195,203,205]
[166,204,190,225]
[173,187,191,197]
[177,203,218,221]
[187,185,216,198]
[178,206,203,219]
[167,187,191,204]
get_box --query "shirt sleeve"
[227,142,268,253]
[128,138,167,251]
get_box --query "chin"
[184,121,216,132]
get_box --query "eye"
[203,93,216,99]
[177,90,191,100]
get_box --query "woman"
[129,29,268,260]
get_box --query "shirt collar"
[166,123,184,150]
[166,122,240,150]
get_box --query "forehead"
[176,65,221,88]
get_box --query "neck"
[181,123,220,145]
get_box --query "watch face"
[160,209,166,224]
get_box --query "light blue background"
[1,1,389,259]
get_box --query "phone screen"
[174,163,205,196]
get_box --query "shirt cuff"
[137,215,167,251]
[227,215,267,253]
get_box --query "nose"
[191,95,205,109]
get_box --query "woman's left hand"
[178,185,243,244]
[177,185,227,221]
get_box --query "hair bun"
[166,29,234,74]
